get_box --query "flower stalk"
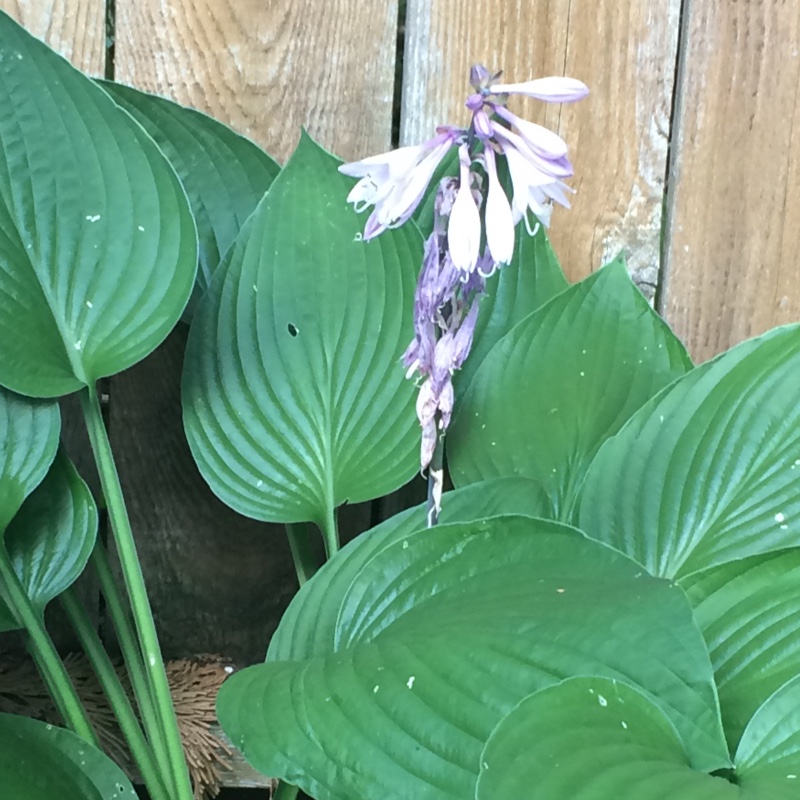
[340,64,588,516]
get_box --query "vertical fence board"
[403,0,681,292]
[114,0,398,161]
[661,1,800,362]
[1,0,105,74]
[109,0,399,662]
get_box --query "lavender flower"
[339,65,588,490]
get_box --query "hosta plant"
[0,9,799,800]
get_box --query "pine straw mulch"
[0,653,246,800]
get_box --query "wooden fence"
[3,0,799,668]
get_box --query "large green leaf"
[475,675,800,800]
[267,477,553,662]
[218,517,727,800]
[448,259,692,518]
[577,325,800,579]
[100,80,280,317]
[183,133,421,532]
[0,714,137,799]
[455,224,568,397]
[736,675,800,797]
[0,12,197,397]
[0,450,97,632]
[681,550,800,750]
[0,385,60,532]
[477,677,735,800]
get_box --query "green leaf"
[454,224,569,397]
[736,675,800,797]
[0,385,60,532]
[182,133,421,533]
[476,676,800,800]
[577,325,800,579]
[681,550,800,750]
[100,80,280,317]
[267,477,554,662]
[448,259,692,518]
[477,677,737,800]
[0,450,97,632]
[0,713,137,799]
[0,12,197,397]
[218,517,727,800]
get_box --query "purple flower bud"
[451,300,480,370]
[470,64,491,88]
[473,109,493,139]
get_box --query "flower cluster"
[339,65,588,474]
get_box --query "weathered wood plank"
[1,0,105,75]
[661,1,800,362]
[403,0,682,293]
[114,0,399,162]
[109,0,400,662]
[401,0,680,296]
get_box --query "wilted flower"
[339,64,588,493]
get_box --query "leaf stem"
[0,546,98,745]
[60,588,171,800]
[90,546,171,783]
[426,418,445,527]
[273,781,300,800]
[79,385,192,800]
[285,523,322,585]
[320,506,339,560]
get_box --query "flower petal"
[490,76,589,103]
[493,105,568,158]
[483,148,515,265]
[447,145,481,272]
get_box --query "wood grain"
[403,0,682,293]
[661,1,800,362]
[0,0,105,74]
[114,0,398,162]
[110,0,399,661]
[109,329,300,663]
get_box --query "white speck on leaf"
[138,225,145,231]
[373,685,379,693]
[148,655,156,666]
[86,214,101,222]
[621,721,628,729]
[556,588,565,593]
[598,695,608,707]
[74,340,82,350]
[775,512,786,523]
[402,540,409,549]
[407,676,415,689]
[86,301,93,308]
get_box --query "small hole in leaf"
[287,323,299,337]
